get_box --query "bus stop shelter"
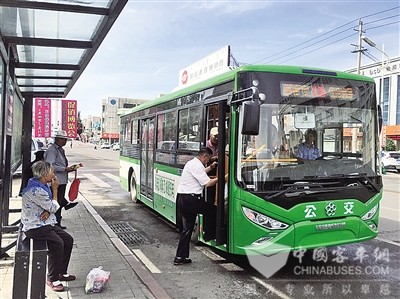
[0,0,128,258]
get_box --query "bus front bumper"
[240,216,378,255]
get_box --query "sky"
[66,0,400,118]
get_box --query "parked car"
[100,142,110,149]
[112,143,120,151]
[381,151,400,172]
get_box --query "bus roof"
[122,64,375,116]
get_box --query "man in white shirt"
[174,147,218,265]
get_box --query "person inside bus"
[295,129,321,161]
[174,147,218,265]
[203,127,218,241]
[206,127,218,160]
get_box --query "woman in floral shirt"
[21,161,76,292]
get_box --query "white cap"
[210,127,218,136]
[54,130,68,139]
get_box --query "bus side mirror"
[378,105,383,133]
[241,100,260,135]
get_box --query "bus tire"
[191,215,200,244]
[130,175,138,203]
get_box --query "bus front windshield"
[237,72,380,198]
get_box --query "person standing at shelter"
[45,130,78,229]
[21,161,75,292]
[174,147,218,265]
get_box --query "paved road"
[66,144,400,299]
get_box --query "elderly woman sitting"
[21,161,76,292]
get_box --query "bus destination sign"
[281,82,357,100]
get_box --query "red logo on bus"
[181,70,188,85]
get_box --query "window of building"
[397,75,400,125]
[382,77,390,125]
[123,103,135,108]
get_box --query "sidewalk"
[0,190,169,298]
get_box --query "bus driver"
[295,129,321,161]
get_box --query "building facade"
[101,97,148,144]
[82,115,101,143]
[348,57,400,149]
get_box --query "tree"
[384,138,396,151]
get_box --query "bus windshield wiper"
[326,173,380,193]
[350,174,380,193]
[265,182,331,200]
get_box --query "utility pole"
[356,19,363,74]
[351,19,366,74]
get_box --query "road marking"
[103,173,119,182]
[251,276,292,299]
[380,206,399,211]
[83,173,111,188]
[195,246,225,261]
[376,237,400,247]
[220,263,244,271]
[132,249,161,274]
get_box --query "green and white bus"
[119,65,383,255]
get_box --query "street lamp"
[362,36,390,148]
[362,36,390,64]
[362,36,390,104]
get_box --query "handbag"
[68,170,81,201]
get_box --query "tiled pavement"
[0,191,170,299]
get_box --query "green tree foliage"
[384,138,396,151]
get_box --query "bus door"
[140,117,155,201]
[204,99,230,246]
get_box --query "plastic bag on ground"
[85,266,110,293]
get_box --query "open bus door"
[216,101,228,245]
[204,100,229,246]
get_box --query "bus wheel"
[191,215,200,244]
[130,175,138,203]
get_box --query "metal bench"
[12,226,48,299]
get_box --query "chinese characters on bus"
[280,82,356,100]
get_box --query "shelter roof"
[0,0,127,98]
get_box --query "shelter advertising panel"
[61,99,77,138]
[34,98,52,137]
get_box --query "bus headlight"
[242,207,289,230]
[361,204,379,221]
